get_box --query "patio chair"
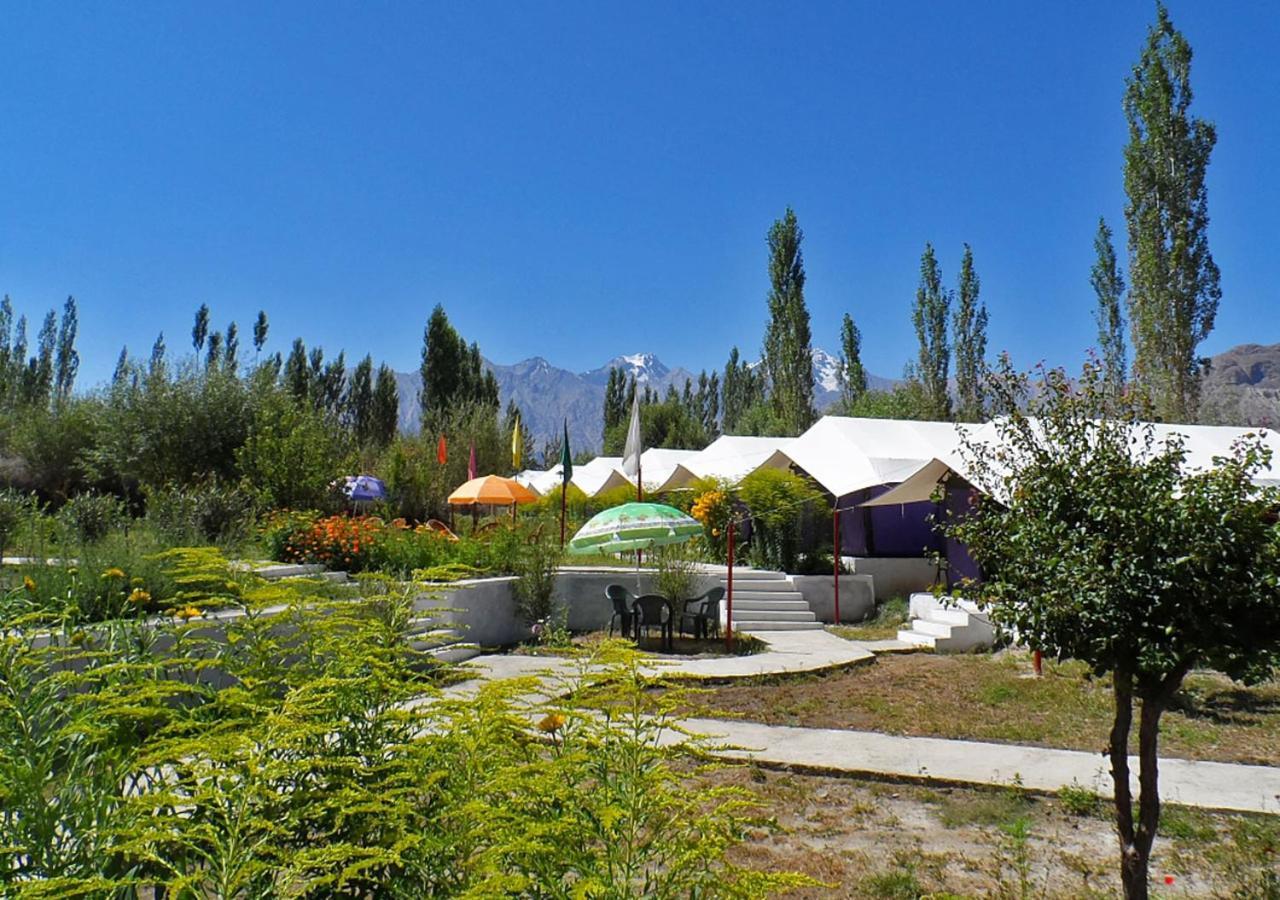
[632,594,674,651]
[680,587,725,640]
[606,584,635,638]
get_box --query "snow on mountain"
[811,348,843,394]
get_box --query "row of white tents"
[515,415,1280,506]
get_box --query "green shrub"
[1059,782,1103,817]
[653,541,701,602]
[738,467,824,572]
[513,534,562,627]
[57,492,126,544]
[145,481,258,546]
[0,489,36,553]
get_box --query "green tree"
[420,304,465,424]
[53,296,79,404]
[223,321,239,371]
[602,366,626,443]
[953,245,988,422]
[191,303,210,355]
[738,467,824,572]
[1123,3,1220,422]
[1092,217,1127,399]
[371,363,400,448]
[909,242,951,420]
[236,390,347,510]
[148,333,167,382]
[948,359,1280,900]
[762,207,816,435]
[837,312,867,412]
[252,310,269,355]
[284,338,310,403]
[346,355,375,445]
[721,347,761,435]
[845,380,936,421]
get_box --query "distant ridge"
[396,349,895,456]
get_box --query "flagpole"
[560,483,567,547]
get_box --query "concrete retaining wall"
[420,569,722,647]
[841,557,940,600]
[791,574,875,624]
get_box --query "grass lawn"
[690,650,1280,766]
[708,765,1280,898]
[827,596,910,641]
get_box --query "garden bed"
[689,651,1280,766]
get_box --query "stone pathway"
[449,629,1280,815]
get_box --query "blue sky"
[1,2,1276,388]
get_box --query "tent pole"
[833,506,840,625]
[559,486,567,547]
[725,518,734,652]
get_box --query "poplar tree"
[224,321,240,371]
[149,333,167,382]
[284,339,311,402]
[32,310,57,405]
[1092,218,1127,398]
[253,310,269,355]
[53,296,79,403]
[953,245,988,422]
[762,207,816,435]
[838,313,867,412]
[192,304,210,354]
[205,332,223,371]
[420,304,464,422]
[910,243,951,420]
[602,367,626,443]
[1123,3,1220,422]
[346,355,375,443]
[371,363,400,447]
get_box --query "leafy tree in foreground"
[947,358,1280,899]
[1123,2,1219,422]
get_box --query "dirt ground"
[691,650,1280,767]
[708,764,1280,898]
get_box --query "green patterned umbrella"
[568,501,702,555]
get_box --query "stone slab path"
[678,718,1280,815]
[449,629,1280,815]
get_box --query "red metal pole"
[833,506,840,625]
[725,518,734,652]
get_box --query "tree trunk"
[1110,671,1146,899]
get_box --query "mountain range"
[395,349,894,456]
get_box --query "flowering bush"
[273,514,384,572]
[690,487,734,560]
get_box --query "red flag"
[467,443,477,481]
[436,435,447,465]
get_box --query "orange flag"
[437,435,447,465]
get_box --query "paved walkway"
[449,629,1280,815]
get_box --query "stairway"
[719,570,823,632]
[897,592,994,652]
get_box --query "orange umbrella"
[447,475,539,507]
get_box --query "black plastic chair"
[606,584,635,638]
[680,587,725,639]
[632,594,673,651]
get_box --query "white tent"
[864,419,1280,508]
[652,435,793,493]
[780,416,971,498]
[569,456,625,496]
[592,447,700,495]
[514,467,563,496]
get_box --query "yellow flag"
[511,414,522,470]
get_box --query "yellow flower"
[67,567,78,577]
[128,588,151,605]
[101,567,126,580]
[130,576,145,588]
[22,576,36,592]
[176,605,202,620]
[537,712,566,734]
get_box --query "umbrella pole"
[725,518,734,652]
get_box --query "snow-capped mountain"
[397,348,891,458]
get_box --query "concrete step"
[734,620,825,632]
[723,569,788,581]
[731,598,812,611]
[911,619,955,638]
[897,629,938,648]
[730,590,807,603]
[924,607,972,626]
[726,578,796,593]
[729,608,816,622]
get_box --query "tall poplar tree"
[953,245,988,422]
[253,310,269,355]
[192,304,210,355]
[371,364,400,447]
[1092,217,1127,397]
[762,208,816,435]
[910,243,951,420]
[420,305,464,423]
[837,313,867,412]
[346,355,375,443]
[53,296,79,404]
[1123,3,1220,422]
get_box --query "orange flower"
[537,712,566,733]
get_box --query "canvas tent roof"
[863,419,1280,508]
[591,447,700,495]
[652,435,792,493]
[780,416,970,498]
[514,467,562,496]
[568,456,625,496]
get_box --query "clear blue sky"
[1,2,1276,388]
